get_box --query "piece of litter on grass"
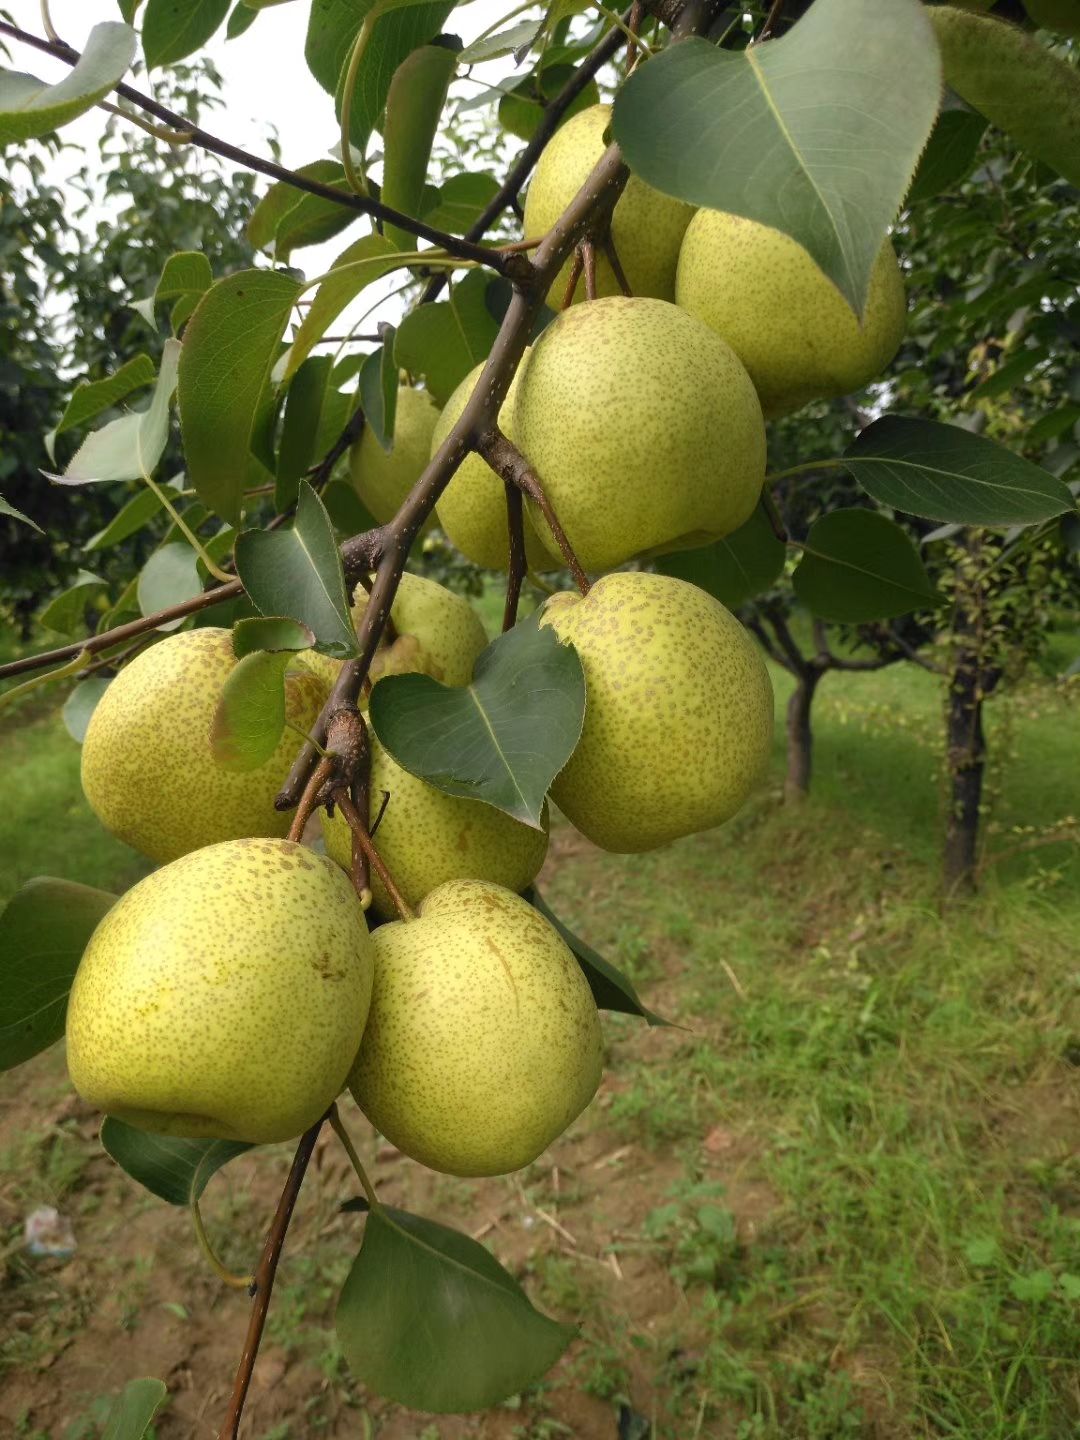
[23,1206,76,1259]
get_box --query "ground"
[1,635,1079,1439]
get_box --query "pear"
[349,385,440,525]
[540,572,774,852]
[81,628,328,865]
[523,104,694,305]
[352,571,488,689]
[431,358,553,572]
[513,297,765,571]
[675,210,907,419]
[66,839,375,1145]
[322,735,549,919]
[349,880,603,1176]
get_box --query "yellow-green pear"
[431,358,552,572]
[540,572,773,852]
[349,385,440,525]
[66,839,374,1145]
[513,297,765,571]
[322,735,549,918]
[675,210,907,419]
[81,629,328,864]
[523,104,694,305]
[349,880,603,1176]
[352,571,488,688]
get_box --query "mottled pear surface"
[541,573,773,852]
[431,359,552,572]
[523,105,694,305]
[81,628,327,864]
[323,736,549,918]
[350,880,603,1176]
[349,385,440,525]
[66,839,374,1145]
[352,571,488,688]
[514,297,765,571]
[676,210,907,419]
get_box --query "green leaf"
[101,1117,251,1204]
[907,108,988,205]
[55,339,180,485]
[234,481,359,657]
[247,160,344,251]
[137,542,202,622]
[460,18,543,63]
[53,354,156,438]
[276,357,334,512]
[1059,1273,1080,1301]
[0,878,115,1072]
[0,494,44,533]
[394,270,500,405]
[178,270,302,523]
[336,1204,574,1412]
[843,416,1075,526]
[284,232,402,383]
[654,501,785,609]
[275,174,360,262]
[529,890,668,1025]
[963,1236,1000,1268]
[155,250,213,304]
[358,338,399,453]
[323,478,378,536]
[227,1,260,38]
[143,0,232,69]
[611,0,940,315]
[85,482,177,551]
[381,41,459,251]
[1010,1268,1056,1304]
[209,650,293,771]
[0,22,137,143]
[793,509,942,623]
[63,677,112,742]
[929,7,1080,188]
[232,616,316,657]
[40,570,109,637]
[421,171,500,231]
[369,615,585,828]
[100,1378,168,1440]
[969,349,1043,403]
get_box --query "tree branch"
[502,483,527,632]
[763,605,810,677]
[218,1119,324,1440]
[0,20,525,278]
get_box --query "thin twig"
[560,248,585,309]
[757,0,785,41]
[336,790,415,921]
[287,754,336,844]
[581,239,599,301]
[481,429,591,596]
[503,484,527,632]
[603,236,633,296]
[217,1119,324,1440]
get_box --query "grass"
[1,619,1078,1436]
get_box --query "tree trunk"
[784,670,819,803]
[943,644,986,896]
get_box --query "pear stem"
[217,1117,324,1440]
[328,1103,381,1211]
[335,790,416,921]
[480,429,592,597]
[560,248,585,310]
[286,754,336,845]
[190,1200,255,1291]
[502,483,528,632]
[581,239,599,301]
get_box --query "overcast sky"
[4,0,524,323]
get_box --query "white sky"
[4,0,523,322]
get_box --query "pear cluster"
[65,98,909,1181]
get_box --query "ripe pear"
[513,297,765,571]
[66,839,374,1145]
[523,104,694,305]
[431,358,553,572]
[352,571,488,688]
[322,735,549,919]
[349,880,603,1176]
[81,629,328,865]
[675,210,907,419]
[540,572,773,852]
[349,385,440,525]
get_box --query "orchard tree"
[1,1,1078,1435]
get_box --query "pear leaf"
[529,890,670,1026]
[40,570,109,638]
[284,232,402,383]
[63,677,112,743]
[394,271,501,404]
[137,543,202,625]
[0,22,137,144]
[0,495,44,532]
[101,1118,252,1204]
[100,1378,168,1440]
[52,354,156,440]
[654,501,786,609]
[369,614,585,828]
[0,878,115,1071]
[336,1204,575,1412]
[143,0,231,69]
[231,616,317,658]
[210,650,293,771]
[358,337,399,453]
[843,416,1075,526]
[907,108,988,205]
[793,509,942,623]
[611,0,940,315]
[52,339,180,486]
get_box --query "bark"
[942,642,987,896]
[784,669,819,802]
